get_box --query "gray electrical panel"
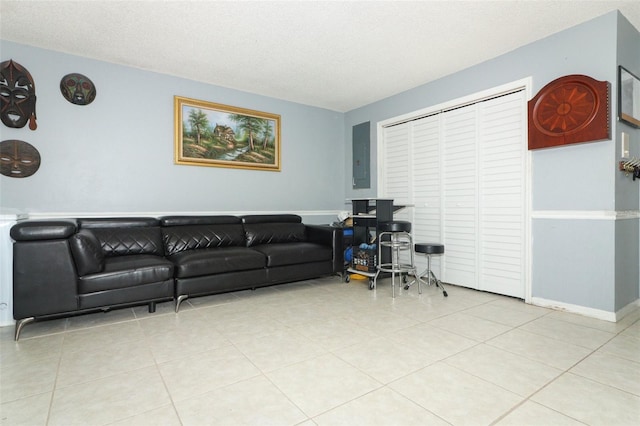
[352,121,370,189]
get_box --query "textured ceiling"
[1,0,639,112]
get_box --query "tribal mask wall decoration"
[0,139,41,178]
[0,60,37,130]
[60,73,96,105]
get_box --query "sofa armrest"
[306,225,343,274]
[10,220,76,241]
[11,220,79,319]
[69,229,105,276]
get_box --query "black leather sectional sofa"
[10,214,342,340]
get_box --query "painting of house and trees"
[174,96,281,171]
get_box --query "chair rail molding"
[531,210,640,220]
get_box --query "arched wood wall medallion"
[528,74,610,150]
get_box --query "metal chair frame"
[375,229,425,297]
[406,244,448,297]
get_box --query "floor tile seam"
[148,330,238,366]
[566,342,640,397]
[306,384,441,424]
[425,360,550,425]
[100,404,178,426]
[618,331,640,345]
[59,337,147,358]
[258,369,314,422]
[458,301,548,328]
[486,397,587,426]
[594,347,640,366]
[383,361,512,426]
[256,351,336,379]
[616,328,640,342]
[214,320,310,344]
[152,358,238,421]
[549,309,640,336]
[132,304,176,320]
[423,316,513,344]
[44,347,65,426]
[15,329,67,341]
[328,339,427,385]
[381,383,457,425]
[482,338,588,372]
[59,330,152,357]
[180,303,226,319]
[509,321,611,352]
[95,362,181,426]
[66,307,143,326]
[558,328,625,370]
[52,362,157,393]
[0,351,64,371]
[228,334,333,375]
[439,344,564,399]
[62,315,142,338]
[531,370,640,408]
[0,388,53,411]
[455,310,526,329]
[525,315,621,340]
[567,364,640,398]
[410,308,459,324]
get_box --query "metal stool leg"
[409,243,447,297]
[423,254,448,297]
[376,228,418,298]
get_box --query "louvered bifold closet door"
[381,123,411,206]
[411,114,442,275]
[478,91,526,297]
[380,122,412,264]
[380,88,526,298]
[442,105,479,289]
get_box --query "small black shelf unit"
[347,198,405,288]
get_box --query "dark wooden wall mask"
[0,59,37,130]
[60,73,96,105]
[0,139,41,178]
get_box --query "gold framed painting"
[174,96,281,171]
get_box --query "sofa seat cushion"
[78,255,174,294]
[169,247,266,278]
[252,242,332,267]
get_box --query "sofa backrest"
[77,217,163,257]
[241,214,307,247]
[160,215,245,256]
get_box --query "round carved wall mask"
[60,73,96,105]
[0,139,41,178]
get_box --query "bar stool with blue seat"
[374,220,422,297]
[407,243,448,297]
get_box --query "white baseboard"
[0,319,14,328]
[531,297,640,323]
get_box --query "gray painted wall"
[344,11,639,315]
[615,12,640,310]
[0,41,346,224]
[1,11,637,317]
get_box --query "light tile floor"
[1,276,639,426]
